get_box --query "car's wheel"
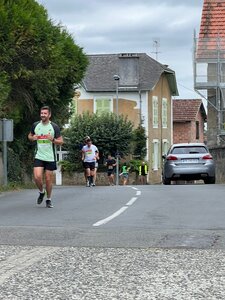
[163,177,171,185]
[204,176,216,184]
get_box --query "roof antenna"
[152,38,161,61]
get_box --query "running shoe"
[37,191,45,205]
[46,200,53,208]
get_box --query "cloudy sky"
[37,0,204,99]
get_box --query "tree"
[64,112,134,169]
[132,125,147,160]
[0,0,88,182]
[0,0,88,126]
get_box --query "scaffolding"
[193,33,225,143]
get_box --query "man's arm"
[52,136,63,146]
[28,132,38,142]
[28,123,38,142]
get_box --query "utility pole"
[113,74,120,185]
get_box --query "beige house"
[74,53,178,183]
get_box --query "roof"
[197,0,225,59]
[199,0,225,38]
[82,53,178,96]
[173,99,207,122]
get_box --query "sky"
[37,0,204,99]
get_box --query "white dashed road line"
[126,197,137,206]
[93,206,128,227]
[93,187,141,227]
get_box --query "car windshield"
[171,146,208,155]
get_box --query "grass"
[0,182,36,192]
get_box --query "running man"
[28,106,63,208]
[105,154,116,185]
[82,137,99,187]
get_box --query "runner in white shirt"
[81,137,99,187]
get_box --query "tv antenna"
[152,38,161,61]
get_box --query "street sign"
[0,119,13,141]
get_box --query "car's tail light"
[167,155,178,161]
[202,154,213,160]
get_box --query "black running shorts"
[83,161,95,170]
[34,159,57,171]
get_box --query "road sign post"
[0,119,13,186]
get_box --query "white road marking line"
[93,206,128,227]
[126,197,137,206]
[93,186,142,227]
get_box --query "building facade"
[75,53,178,183]
[173,99,207,144]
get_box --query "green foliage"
[64,112,134,168]
[58,160,76,173]
[0,0,88,125]
[131,125,147,160]
[129,159,148,173]
[8,147,23,182]
[0,181,36,192]
[0,0,88,182]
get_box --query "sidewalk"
[0,245,224,299]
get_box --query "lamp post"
[113,74,120,185]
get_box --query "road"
[0,184,225,299]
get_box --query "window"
[162,139,169,155]
[152,96,158,128]
[94,97,112,114]
[196,121,200,140]
[171,146,207,154]
[152,139,160,170]
[162,98,168,128]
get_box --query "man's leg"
[110,174,115,185]
[93,168,97,186]
[90,169,95,185]
[45,170,54,199]
[33,167,44,191]
[86,167,91,186]
[33,167,45,204]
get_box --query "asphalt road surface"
[1,184,225,299]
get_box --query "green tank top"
[31,121,60,162]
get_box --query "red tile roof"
[200,0,225,38]
[197,0,225,59]
[173,99,207,122]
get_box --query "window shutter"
[162,98,168,128]
[95,98,111,114]
[153,96,158,128]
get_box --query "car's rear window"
[171,146,208,154]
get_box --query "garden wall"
[209,146,225,183]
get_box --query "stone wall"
[209,146,225,183]
[59,171,140,186]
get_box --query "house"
[173,99,207,144]
[75,53,178,183]
[194,0,225,146]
